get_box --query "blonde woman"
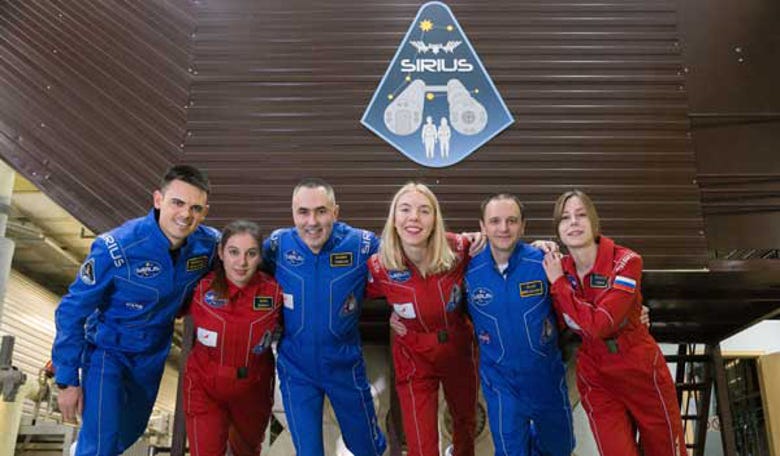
[367,182,477,456]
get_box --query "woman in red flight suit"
[183,220,283,456]
[367,182,478,456]
[542,190,686,456]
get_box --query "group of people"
[51,164,686,456]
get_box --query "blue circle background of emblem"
[470,287,493,306]
[284,249,304,266]
[204,290,227,308]
[361,1,514,168]
[134,261,162,279]
[388,270,412,283]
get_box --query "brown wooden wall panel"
[0,0,196,233]
[184,0,706,269]
[678,0,780,251]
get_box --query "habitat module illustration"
[362,1,514,168]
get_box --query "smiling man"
[464,193,575,456]
[52,165,219,456]
[262,178,387,456]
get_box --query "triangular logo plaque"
[362,1,514,168]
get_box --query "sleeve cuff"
[55,368,80,387]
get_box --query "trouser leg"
[277,358,325,456]
[577,371,640,456]
[328,356,387,456]
[184,375,230,456]
[227,361,275,456]
[440,348,477,456]
[77,348,123,456]
[394,344,440,456]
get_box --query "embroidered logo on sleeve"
[283,293,294,310]
[340,293,358,316]
[445,284,462,312]
[253,296,274,311]
[541,317,555,344]
[519,280,544,297]
[186,255,209,272]
[613,275,637,294]
[330,252,354,267]
[562,313,582,331]
[589,274,609,289]
[196,327,218,347]
[393,302,417,319]
[252,330,273,354]
[79,258,96,285]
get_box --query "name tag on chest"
[330,252,353,267]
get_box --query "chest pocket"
[106,278,160,327]
[519,281,556,357]
[329,267,365,339]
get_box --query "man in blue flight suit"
[465,193,574,456]
[52,165,219,456]
[263,178,387,456]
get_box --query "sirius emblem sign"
[362,1,513,168]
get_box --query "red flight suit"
[550,236,686,456]
[367,233,477,456]
[183,271,283,456]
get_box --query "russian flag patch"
[613,275,637,294]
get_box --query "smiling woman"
[367,182,478,456]
[543,190,686,456]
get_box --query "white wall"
[720,321,780,354]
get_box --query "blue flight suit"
[465,243,574,456]
[52,209,219,456]
[263,222,387,456]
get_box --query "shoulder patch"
[340,293,358,316]
[613,275,637,294]
[186,255,209,272]
[253,296,274,311]
[445,283,462,312]
[79,258,96,285]
[268,229,283,253]
[330,252,354,267]
[519,280,544,298]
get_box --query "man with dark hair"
[52,164,220,456]
[465,193,575,456]
[263,177,387,456]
